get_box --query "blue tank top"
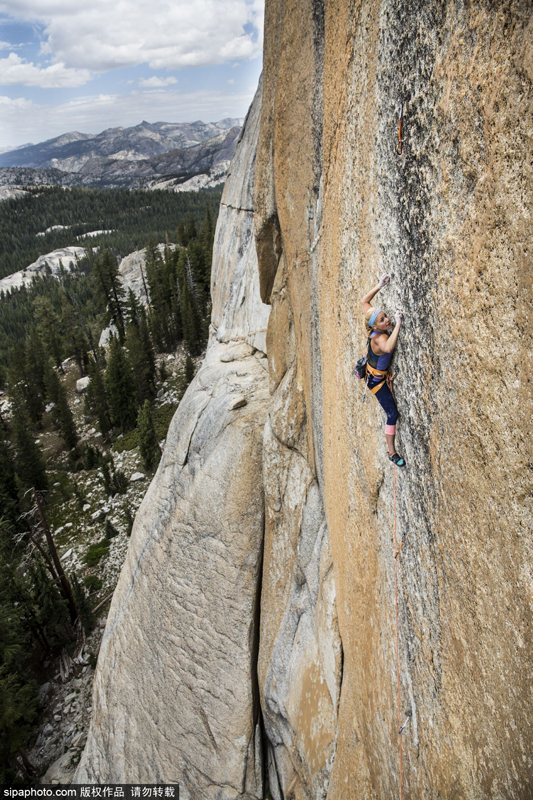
[368,331,392,371]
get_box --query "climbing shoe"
[388,453,406,467]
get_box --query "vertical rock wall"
[74,3,532,797]
[75,86,270,799]
[255,1,532,798]
[211,76,271,355]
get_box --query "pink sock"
[385,424,396,435]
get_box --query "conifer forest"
[0,184,221,782]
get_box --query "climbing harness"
[366,362,388,394]
[396,103,404,156]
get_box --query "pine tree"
[12,406,48,492]
[44,362,78,450]
[56,382,78,451]
[23,329,46,423]
[139,309,156,389]
[176,220,187,247]
[30,491,78,625]
[145,246,169,351]
[126,288,142,328]
[0,427,20,534]
[104,519,119,539]
[33,296,63,370]
[185,215,197,245]
[137,400,161,472]
[123,505,134,537]
[0,555,50,654]
[104,336,138,433]
[200,203,214,267]
[30,559,71,644]
[85,358,111,439]
[93,250,126,341]
[0,551,39,782]
[180,277,201,355]
[187,238,208,302]
[44,360,61,406]
[100,460,113,496]
[125,324,153,404]
[0,666,38,782]
[70,574,94,633]
[60,294,88,377]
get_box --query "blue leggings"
[368,379,398,429]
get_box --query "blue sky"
[0,0,263,147]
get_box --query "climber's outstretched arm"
[377,311,403,353]
[361,273,390,313]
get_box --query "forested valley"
[0,185,221,782]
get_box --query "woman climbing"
[361,274,406,467]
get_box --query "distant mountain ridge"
[0,119,244,192]
[0,119,242,171]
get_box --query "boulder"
[41,751,76,785]
[38,683,51,708]
[76,376,90,393]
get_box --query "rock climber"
[361,274,405,467]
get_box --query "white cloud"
[227,79,235,85]
[138,76,178,88]
[0,0,264,72]
[0,94,34,110]
[0,52,91,87]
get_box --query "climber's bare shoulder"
[370,332,389,354]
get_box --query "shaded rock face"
[75,339,269,798]
[75,87,270,799]
[255,1,533,798]
[211,77,271,354]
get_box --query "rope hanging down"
[393,464,410,798]
[393,464,403,798]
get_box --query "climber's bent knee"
[374,383,399,427]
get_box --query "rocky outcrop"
[255,1,533,798]
[0,246,86,295]
[75,85,270,798]
[211,78,271,354]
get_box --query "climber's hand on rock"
[378,273,391,288]
[395,310,404,325]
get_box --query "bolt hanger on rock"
[399,710,412,735]
[396,102,404,156]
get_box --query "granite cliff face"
[255,1,532,798]
[75,86,270,799]
[77,2,532,798]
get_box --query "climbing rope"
[393,462,411,796]
[393,464,403,799]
